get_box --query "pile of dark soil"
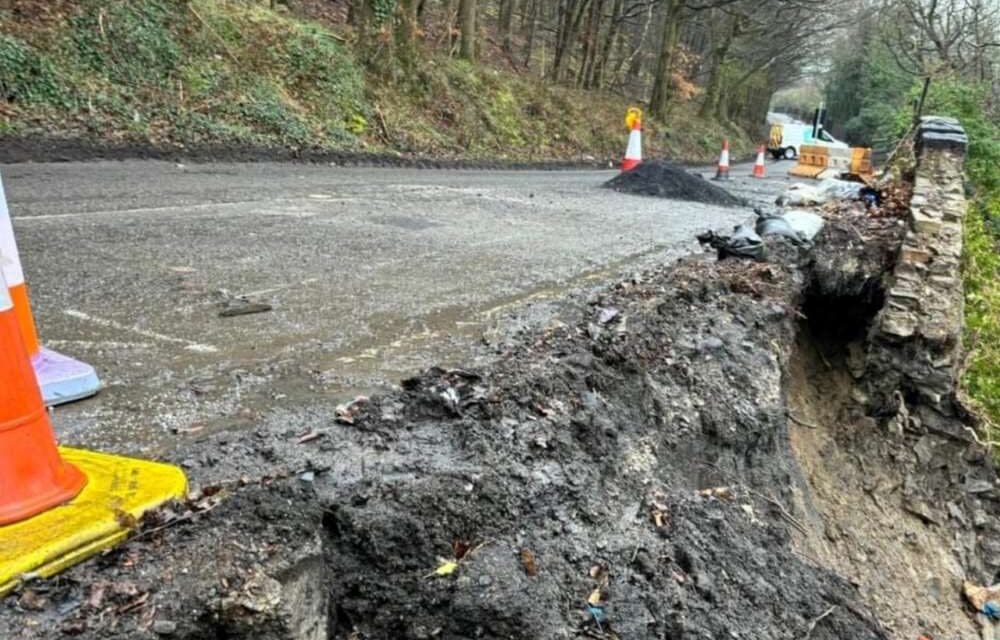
[603,160,746,206]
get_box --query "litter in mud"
[757,209,824,242]
[697,224,765,260]
[965,582,1000,618]
[777,179,864,207]
[697,207,824,261]
[603,160,746,206]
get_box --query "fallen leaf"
[453,540,472,561]
[114,509,138,530]
[520,548,537,576]
[86,583,107,610]
[18,590,48,611]
[427,560,459,578]
[61,620,88,635]
[697,486,733,500]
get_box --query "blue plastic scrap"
[983,601,1000,619]
[588,605,607,624]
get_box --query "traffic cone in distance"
[0,171,101,405]
[621,107,642,172]
[752,145,766,178]
[0,273,86,525]
[714,139,731,180]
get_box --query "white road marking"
[63,309,218,353]
[45,339,155,350]
[14,196,368,221]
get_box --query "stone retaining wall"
[867,116,970,413]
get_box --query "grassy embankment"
[0,0,752,162]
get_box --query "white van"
[768,124,849,160]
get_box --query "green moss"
[231,81,312,145]
[0,34,69,106]
[69,0,182,87]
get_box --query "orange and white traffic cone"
[0,271,86,525]
[713,139,730,180]
[0,171,101,405]
[621,107,642,172]
[0,260,187,593]
[751,145,766,178]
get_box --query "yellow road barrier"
[788,145,829,178]
[851,147,874,181]
[789,145,875,181]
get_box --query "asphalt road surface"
[3,159,797,454]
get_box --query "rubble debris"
[218,297,273,318]
[965,582,1000,618]
[603,160,746,206]
[777,179,864,207]
[334,395,369,424]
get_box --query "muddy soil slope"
[2,202,996,639]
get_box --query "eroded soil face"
[2,204,996,640]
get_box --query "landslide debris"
[2,231,889,640]
[5,192,998,640]
[603,160,746,206]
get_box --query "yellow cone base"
[0,448,187,596]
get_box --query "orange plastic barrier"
[851,147,875,180]
[788,145,829,178]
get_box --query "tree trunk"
[698,14,739,119]
[590,0,622,88]
[396,0,420,64]
[577,0,603,86]
[518,0,531,31]
[649,0,683,119]
[459,0,477,59]
[523,0,539,69]
[551,0,590,81]
[551,0,574,80]
[499,0,515,53]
